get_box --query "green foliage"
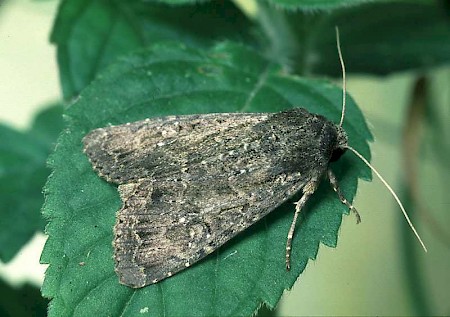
[0,278,48,317]
[52,0,450,101]
[258,1,450,75]
[0,104,63,262]
[51,0,255,99]
[262,0,387,10]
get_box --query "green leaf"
[0,104,63,262]
[262,0,387,10]
[0,278,48,317]
[258,1,450,75]
[154,0,385,10]
[41,42,371,317]
[52,0,255,99]
[30,104,66,146]
[151,0,212,4]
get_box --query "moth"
[82,29,426,288]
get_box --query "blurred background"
[0,0,448,316]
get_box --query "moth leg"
[286,179,318,271]
[328,169,361,223]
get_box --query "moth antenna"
[335,26,346,128]
[345,145,428,252]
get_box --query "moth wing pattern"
[83,109,340,287]
[114,172,310,287]
[83,113,264,184]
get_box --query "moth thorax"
[330,125,348,162]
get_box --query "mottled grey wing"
[83,109,337,287]
[83,113,267,184]
[114,173,308,287]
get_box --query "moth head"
[330,125,348,162]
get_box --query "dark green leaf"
[258,1,450,76]
[155,0,386,10]
[0,104,63,262]
[41,42,371,317]
[152,0,211,4]
[30,103,66,145]
[0,278,48,317]
[52,0,255,99]
[263,0,388,10]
